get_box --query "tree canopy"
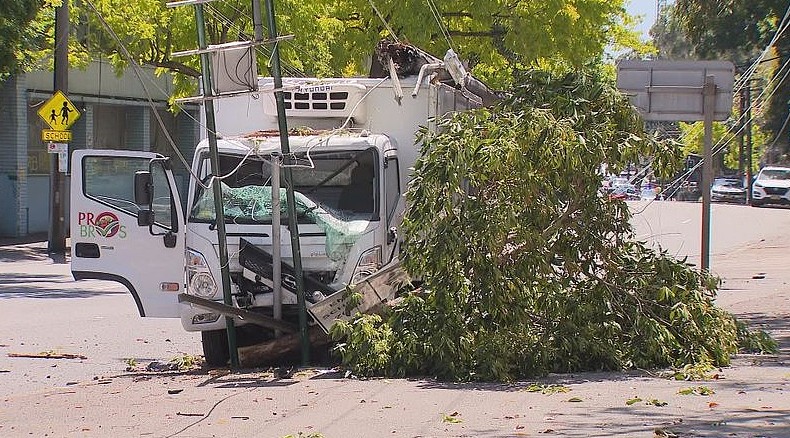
[19,0,651,95]
[653,1,790,162]
[0,0,44,80]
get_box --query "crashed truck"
[70,43,497,366]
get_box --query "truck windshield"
[189,148,378,225]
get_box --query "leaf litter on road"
[524,384,571,394]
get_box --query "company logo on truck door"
[78,211,127,238]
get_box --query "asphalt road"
[0,200,788,437]
[631,200,790,271]
[0,244,201,399]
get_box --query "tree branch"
[144,59,200,78]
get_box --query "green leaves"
[0,0,44,80]
[20,0,652,94]
[525,384,571,395]
[626,397,667,407]
[331,68,772,382]
[442,412,463,423]
[678,386,715,396]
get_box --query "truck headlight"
[187,249,217,298]
[351,246,381,285]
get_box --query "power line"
[368,0,399,43]
[425,0,454,50]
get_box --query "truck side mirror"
[134,171,153,205]
[138,210,155,227]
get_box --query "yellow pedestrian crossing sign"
[38,91,80,131]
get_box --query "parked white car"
[751,166,790,207]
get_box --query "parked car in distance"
[665,181,701,202]
[751,166,790,207]
[711,177,746,204]
[609,184,640,201]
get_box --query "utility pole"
[193,4,239,368]
[49,1,68,255]
[263,0,310,365]
[738,87,745,175]
[745,85,753,202]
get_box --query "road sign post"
[701,76,716,271]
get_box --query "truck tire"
[201,329,229,367]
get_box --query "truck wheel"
[201,329,229,367]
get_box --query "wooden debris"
[8,352,87,360]
[237,326,330,368]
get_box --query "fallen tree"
[330,69,776,381]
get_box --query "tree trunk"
[237,326,330,368]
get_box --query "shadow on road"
[558,405,790,437]
[736,311,790,354]
[0,273,125,299]
[0,241,69,264]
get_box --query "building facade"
[0,61,199,237]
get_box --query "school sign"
[37,90,81,142]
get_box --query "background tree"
[0,0,45,80]
[17,0,652,96]
[655,1,790,162]
[678,120,767,172]
[649,4,695,61]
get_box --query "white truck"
[70,52,494,365]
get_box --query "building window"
[93,104,127,149]
[27,102,50,175]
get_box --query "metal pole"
[49,1,68,255]
[745,85,753,203]
[738,87,746,175]
[252,0,264,41]
[271,153,282,337]
[264,0,310,365]
[701,75,716,271]
[194,4,239,368]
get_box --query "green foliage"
[626,396,668,406]
[442,412,463,423]
[330,69,772,382]
[330,313,394,376]
[678,121,767,173]
[646,398,668,407]
[525,384,571,395]
[124,357,138,371]
[667,0,790,159]
[169,353,200,370]
[678,386,715,396]
[671,361,716,381]
[19,1,651,97]
[0,0,45,80]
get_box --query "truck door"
[382,153,402,263]
[70,150,185,317]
